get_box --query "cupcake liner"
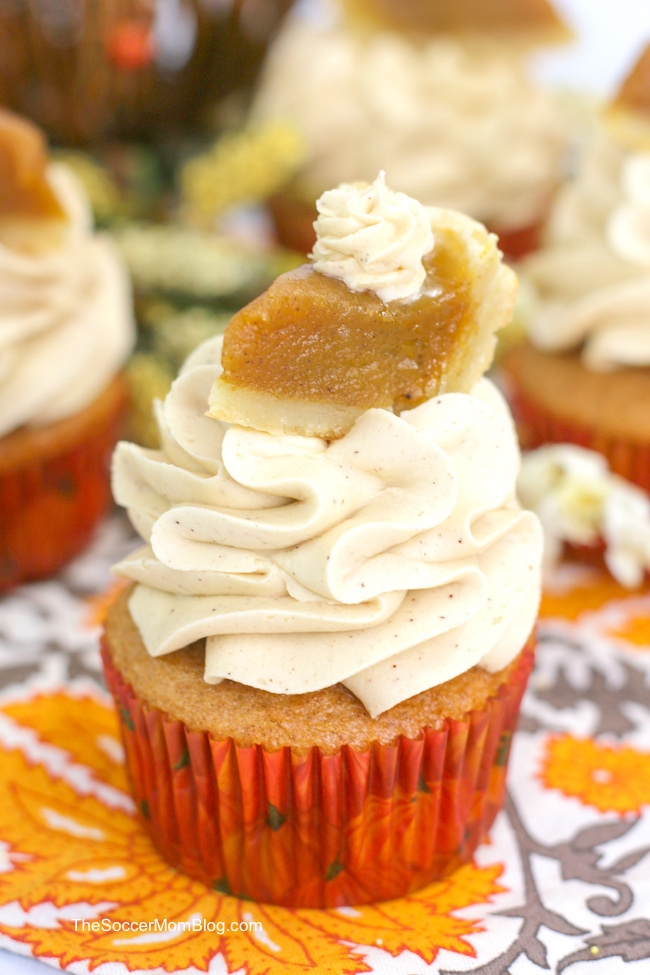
[562,539,608,570]
[492,219,543,261]
[0,377,129,592]
[101,638,535,908]
[507,380,650,493]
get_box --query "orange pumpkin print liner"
[101,638,534,908]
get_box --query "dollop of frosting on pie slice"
[311,171,434,300]
[207,175,517,439]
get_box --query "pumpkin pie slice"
[0,108,67,253]
[605,43,650,150]
[339,0,569,43]
[208,207,517,439]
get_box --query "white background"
[532,0,650,96]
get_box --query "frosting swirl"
[523,141,650,370]
[0,163,135,436]
[311,172,434,300]
[113,335,542,717]
[252,9,568,231]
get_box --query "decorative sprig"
[179,120,305,224]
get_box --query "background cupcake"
[0,0,295,145]
[0,109,134,591]
[501,42,650,492]
[102,176,542,907]
[253,0,571,259]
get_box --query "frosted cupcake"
[502,44,650,491]
[103,174,542,907]
[0,109,135,590]
[0,0,295,145]
[254,0,570,259]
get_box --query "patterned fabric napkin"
[0,514,649,974]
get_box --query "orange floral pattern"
[605,609,650,649]
[0,691,506,973]
[539,735,650,815]
[538,570,650,655]
[539,571,650,623]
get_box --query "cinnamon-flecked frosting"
[252,8,568,232]
[522,139,650,370]
[112,331,542,717]
[0,163,135,437]
[311,171,434,300]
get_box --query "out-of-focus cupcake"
[102,174,542,908]
[0,0,295,145]
[253,0,571,259]
[501,43,650,492]
[0,109,135,591]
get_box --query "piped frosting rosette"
[523,142,650,370]
[0,163,134,437]
[311,171,434,300]
[113,335,542,718]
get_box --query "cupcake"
[501,44,650,492]
[103,174,543,907]
[0,109,135,591]
[253,0,570,259]
[0,0,296,145]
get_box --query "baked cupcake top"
[112,176,542,717]
[0,109,135,437]
[251,0,569,233]
[521,52,650,371]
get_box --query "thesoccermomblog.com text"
[72,918,262,935]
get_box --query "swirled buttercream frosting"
[311,172,434,300]
[112,335,542,717]
[523,139,650,370]
[0,163,135,436]
[252,9,568,231]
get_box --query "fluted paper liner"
[493,220,544,261]
[0,376,128,592]
[101,639,535,908]
[508,381,650,493]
